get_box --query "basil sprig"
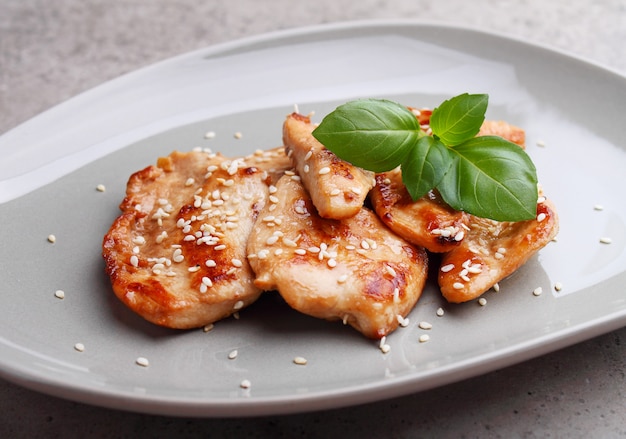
[312,93,538,221]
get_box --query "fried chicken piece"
[370,168,471,253]
[247,174,428,339]
[283,112,375,220]
[102,147,290,329]
[438,193,558,302]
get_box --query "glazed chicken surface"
[438,192,559,302]
[283,112,375,220]
[102,148,290,328]
[247,174,428,339]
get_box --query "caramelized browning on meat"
[102,148,290,328]
[370,168,471,253]
[247,174,428,339]
[369,117,527,253]
[283,112,375,220]
[438,193,558,302]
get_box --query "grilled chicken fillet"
[283,112,375,220]
[247,174,428,339]
[102,148,290,328]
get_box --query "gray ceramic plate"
[1,21,625,417]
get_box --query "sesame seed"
[393,288,400,302]
[533,287,543,297]
[536,140,546,147]
[54,289,65,299]
[303,164,310,173]
[599,237,612,244]
[47,234,56,243]
[554,282,563,292]
[419,334,430,343]
[184,178,195,187]
[304,150,313,161]
[594,204,604,211]
[478,297,487,306]
[266,235,279,245]
[380,344,391,354]
[240,379,251,389]
[294,249,306,256]
[436,307,445,317]
[233,132,242,139]
[318,166,331,175]
[493,282,500,292]
[536,213,547,222]
[204,131,216,139]
[136,357,150,367]
[233,300,244,310]
[440,264,455,273]
[228,350,238,360]
[384,265,397,278]
[214,244,227,251]
[132,236,146,245]
[397,315,410,327]
[188,265,201,272]
[453,282,464,290]
[418,321,432,330]
[293,356,308,365]
[96,184,106,192]
[337,274,348,284]
[454,231,465,241]
[130,255,139,267]
[327,258,337,268]
[329,189,341,196]
[74,343,85,352]
[203,324,214,332]
[231,258,243,268]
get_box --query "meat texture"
[369,118,527,253]
[438,192,559,302]
[247,174,428,339]
[283,112,375,220]
[102,148,290,328]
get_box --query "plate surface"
[1,21,625,417]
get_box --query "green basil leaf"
[436,136,538,221]
[430,93,488,146]
[402,136,453,200]
[312,99,424,172]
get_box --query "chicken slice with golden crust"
[247,174,428,339]
[102,147,290,329]
[369,117,526,252]
[283,112,375,220]
[370,168,471,253]
[438,192,558,303]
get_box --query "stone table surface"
[1,1,625,437]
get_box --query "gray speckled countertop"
[1,1,625,437]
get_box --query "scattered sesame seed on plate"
[536,140,546,147]
[419,334,430,343]
[436,307,445,317]
[54,289,65,299]
[135,357,150,367]
[593,204,604,211]
[418,321,432,330]
[204,131,216,139]
[599,237,612,244]
[478,297,487,306]
[233,132,242,139]
[533,287,543,297]
[202,323,214,333]
[240,379,251,389]
[293,356,308,365]
[47,234,56,243]
[96,184,106,192]
[74,343,85,352]
[554,282,563,292]
[228,350,238,360]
